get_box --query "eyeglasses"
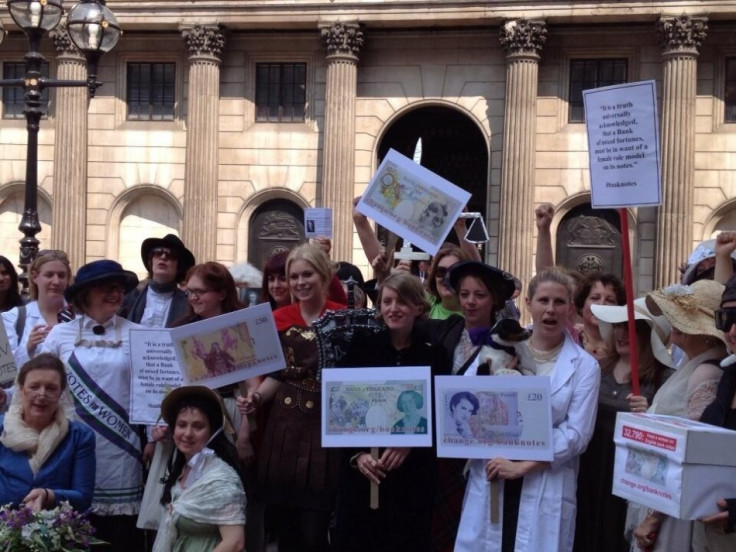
[151,248,177,260]
[715,308,736,332]
[185,288,213,299]
[435,267,449,279]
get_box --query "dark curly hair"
[573,272,626,315]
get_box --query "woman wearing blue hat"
[40,259,144,552]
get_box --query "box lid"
[614,412,736,467]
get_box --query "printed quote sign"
[583,80,661,208]
[129,329,184,424]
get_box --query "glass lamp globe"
[66,0,120,54]
[7,0,64,32]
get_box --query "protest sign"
[170,302,285,389]
[0,321,15,386]
[434,375,553,461]
[129,329,184,424]
[304,208,332,238]
[321,366,433,448]
[583,80,661,208]
[356,149,471,256]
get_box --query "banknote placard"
[435,375,554,461]
[356,149,471,256]
[321,366,433,448]
[169,302,285,389]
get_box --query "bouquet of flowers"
[0,501,104,552]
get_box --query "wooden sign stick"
[370,447,379,510]
[490,479,500,523]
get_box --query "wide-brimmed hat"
[141,234,195,279]
[592,298,673,368]
[64,260,138,302]
[160,385,233,434]
[447,261,516,302]
[682,239,736,285]
[646,280,726,343]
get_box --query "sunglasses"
[715,308,736,332]
[435,267,449,279]
[151,247,177,260]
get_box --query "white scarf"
[0,392,70,476]
[152,454,245,552]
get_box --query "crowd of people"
[0,201,735,552]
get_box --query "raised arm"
[535,203,555,272]
[714,231,736,284]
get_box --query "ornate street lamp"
[0,0,120,290]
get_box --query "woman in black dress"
[333,271,448,552]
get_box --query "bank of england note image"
[321,366,433,448]
[357,149,471,256]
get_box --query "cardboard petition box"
[612,412,736,519]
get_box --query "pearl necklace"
[528,340,563,363]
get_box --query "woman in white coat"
[455,269,600,552]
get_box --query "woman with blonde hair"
[2,250,73,368]
[242,243,345,552]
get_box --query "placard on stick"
[583,80,661,209]
[0,321,16,386]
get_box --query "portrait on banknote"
[321,366,433,447]
[170,302,285,390]
[434,375,554,461]
[356,149,471,256]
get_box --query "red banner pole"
[619,208,640,396]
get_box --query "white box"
[612,412,736,519]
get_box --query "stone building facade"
[0,1,735,300]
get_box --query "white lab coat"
[455,334,600,552]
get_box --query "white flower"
[663,283,694,296]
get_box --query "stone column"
[654,15,707,288]
[498,20,546,300]
[320,22,364,263]
[181,25,226,263]
[50,23,87,270]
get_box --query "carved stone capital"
[656,16,707,54]
[320,22,364,59]
[499,19,547,56]
[50,22,81,57]
[181,24,226,60]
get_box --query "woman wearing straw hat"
[154,386,245,552]
[39,259,144,551]
[575,298,674,552]
[627,279,728,552]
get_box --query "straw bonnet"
[592,298,673,368]
[645,279,726,343]
[160,385,234,434]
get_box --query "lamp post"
[0,0,120,290]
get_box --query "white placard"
[169,302,285,389]
[321,366,433,448]
[434,375,553,461]
[583,80,661,208]
[0,320,16,385]
[304,208,332,238]
[356,149,471,256]
[129,329,184,424]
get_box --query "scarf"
[149,281,178,294]
[152,455,245,552]
[0,393,70,476]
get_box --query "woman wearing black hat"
[39,259,145,551]
[418,260,517,551]
[154,386,245,552]
[123,234,195,328]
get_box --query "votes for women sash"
[66,352,141,461]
